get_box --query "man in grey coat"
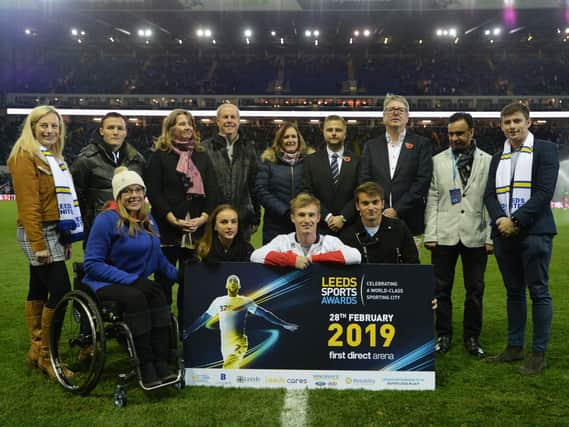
[424,113,492,357]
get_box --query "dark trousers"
[96,279,170,364]
[432,243,487,340]
[494,234,553,353]
[155,246,194,321]
[28,261,71,308]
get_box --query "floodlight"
[80,31,86,36]
[484,29,491,36]
[196,29,204,37]
[449,28,457,37]
[71,28,78,36]
[314,39,318,46]
[436,29,443,36]
[363,29,371,37]
[144,29,152,37]
[565,28,569,34]
[244,28,252,37]
[25,28,32,35]
[493,27,501,36]
[137,29,145,37]
[313,29,320,37]
[349,37,353,44]
[204,29,212,37]
[305,30,312,37]
[354,30,360,36]
[271,30,276,36]
[280,37,284,45]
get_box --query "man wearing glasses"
[359,94,432,245]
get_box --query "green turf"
[1,201,568,426]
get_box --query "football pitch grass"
[1,201,568,426]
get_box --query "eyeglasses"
[384,107,408,114]
[122,186,145,196]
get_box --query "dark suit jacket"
[359,132,432,235]
[484,138,559,237]
[302,148,360,234]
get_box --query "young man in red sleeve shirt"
[250,193,361,268]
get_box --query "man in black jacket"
[341,181,419,264]
[71,112,145,244]
[202,103,259,241]
[359,94,432,243]
[302,115,360,236]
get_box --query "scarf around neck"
[171,139,205,196]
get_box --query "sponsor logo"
[236,375,261,384]
[345,377,352,384]
[352,378,376,385]
[286,378,308,384]
[327,381,338,387]
[220,373,227,381]
[191,374,211,383]
[312,374,339,381]
[265,377,286,384]
[314,381,326,387]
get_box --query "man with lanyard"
[359,94,432,246]
[424,113,493,357]
[250,193,361,268]
[484,102,559,375]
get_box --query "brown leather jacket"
[9,152,60,252]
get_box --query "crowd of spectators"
[4,45,569,97]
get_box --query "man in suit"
[484,102,559,375]
[359,94,432,243]
[302,115,360,236]
[424,113,493,357]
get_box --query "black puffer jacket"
[202,133,260,230]
[71,137,145,234]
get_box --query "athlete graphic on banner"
[187,274,299,368]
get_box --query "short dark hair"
[323,115,346,128]
[448,112,474,129]
[101,112,127,127]
[354,181,385,201]
[501,102,530,120]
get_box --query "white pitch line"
[280,389,308,427]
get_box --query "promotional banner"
[183,262,435,390]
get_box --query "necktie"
[331,153,339,184]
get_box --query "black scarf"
[453,142,476,187]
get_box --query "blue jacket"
[255,157,306,244]
[83,210,178,291]
[484,138,559,237]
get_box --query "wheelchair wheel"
[50,290,106,395]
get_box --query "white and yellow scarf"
[495,132,533,217]
[40,146,84,242]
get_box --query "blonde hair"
[8,105,66,163]
[154,109,203,152]
[109,166,155,238]
[260,122,314,163]
[290,192,320,214]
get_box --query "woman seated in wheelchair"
[83,167,179,387]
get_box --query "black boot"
[133,331,161,387]
[152,326,177,382]
[140,362,161,387]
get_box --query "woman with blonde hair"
[83,167,179,387]
[8,105,83,379]
[145,109,218,314]
[255,122,314,243]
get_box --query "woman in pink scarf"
[145,109,218,315]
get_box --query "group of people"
[9,95,558,384]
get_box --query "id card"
[449,188,462,205]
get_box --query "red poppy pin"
[343,156,351,162]
[405,143,414,150]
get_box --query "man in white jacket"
[251,193,361,268]
[424,113,492,357]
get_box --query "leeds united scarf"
[40,146,84,243]
[495,132,533,217]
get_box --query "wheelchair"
[48,262,185,407]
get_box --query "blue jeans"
[494,234,553,353]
